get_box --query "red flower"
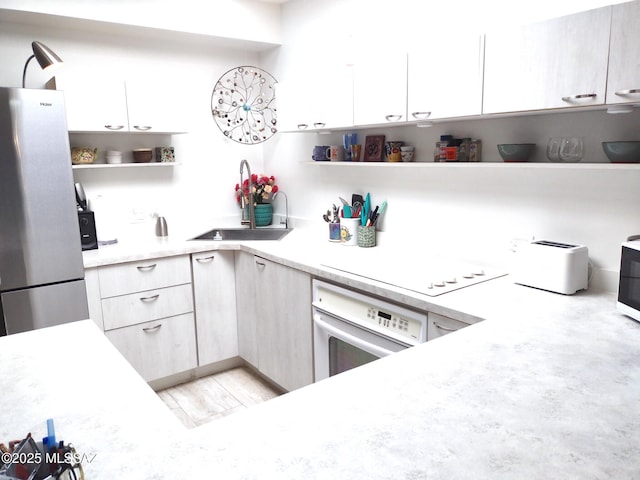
[234,172,278,206]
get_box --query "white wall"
[262,0,640,291]
[0,14,271,240]
[0,0,281,45]
[2,0,638,292]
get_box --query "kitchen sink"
[191,228,293,241]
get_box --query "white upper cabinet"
[47,74,186,133]
[606,0,640,106]
[47,75,129,132]
[408,34,484,120]
[483,6,611,114]
[278,50,353,131]
[353,48,407,126]
[125,79,187,133]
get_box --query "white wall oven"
[312,280,428,381]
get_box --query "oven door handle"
[313,314,397,358]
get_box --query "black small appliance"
[75,183,98,251]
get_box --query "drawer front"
[427,313,470,341]
[98,255,191,298]
[102,283,194,331]
[105,313,197,382]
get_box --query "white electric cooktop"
[321,249,507,296]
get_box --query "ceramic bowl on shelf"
[133,148,153,163]
[602,141,640,163]
[71,147,97,164]
[497,143,536,162]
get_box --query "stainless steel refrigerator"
[0,87,89,336]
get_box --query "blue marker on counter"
[46,418,56,452]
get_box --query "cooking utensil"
[371,200,387,226]
[339,197,350,206]
[74,182,87,211]
[363,193,371,225]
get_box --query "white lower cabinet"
[254,256,313,392]
[235,252,313,392]
[105,313,197,382]
[84,267,103,330]
[235,251,259,367]
[101,283,194,331]
[427,313,471,341]
[97,255,197,382]
[191,251,238,366]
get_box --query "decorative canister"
[357,225,376,247]
[329,222,341,242]
[385,141,404,162]
[340,217,360,246]
[71,147,97,164]
[155,146,175,163]
[253,203,273,226]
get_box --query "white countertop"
[3,226,636,478]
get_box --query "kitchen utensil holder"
[328,223,341,242]
[357,225,376,248]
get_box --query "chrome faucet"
[274,191,289,229]
[239,159,256,229]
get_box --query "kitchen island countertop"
[1,290,639,478]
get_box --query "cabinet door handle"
[615,88,640,96]
[104,125,125,130]
[139,294,160,302]
[385,114,403,122]
[136,263,157,271]
[411,111,431,120]
[313,122,325,128]
[297,123,308,129]
[195,255,215,263]
[133,125,152,131]
[142,324,162,333]
[255,261,266,267]
[561,93,597,102]
[433,321,457,332]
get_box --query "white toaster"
[512,240,589,295]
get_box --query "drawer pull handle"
[136,264,157,271]
[313,122,325,128]
[104,125,125,130]
[142,324,162,333]
[297,123,308,129]
[385,114,402,122]
[561,93,596,102]
[255,261,266,267]
[140,294,160,302]
[196,255,215,263]
[433,322,457,332]
[133,125,152,131]
[615,88,640,96]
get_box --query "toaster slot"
[533,240,577,249]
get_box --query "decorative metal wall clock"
[211,66,278,144]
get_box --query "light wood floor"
[157,367,282,428]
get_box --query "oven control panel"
[312,281,427,345]
[366,307,423,342]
